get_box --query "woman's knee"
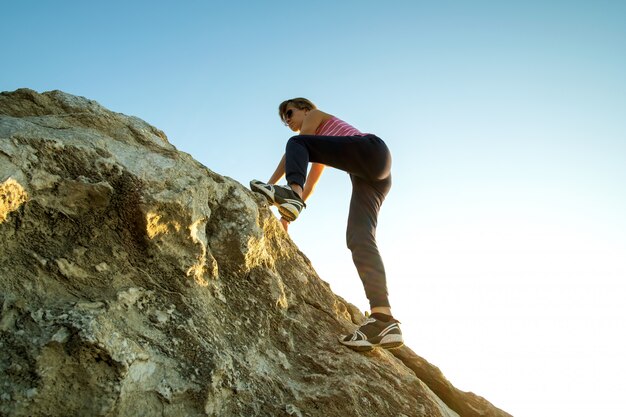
[285,135,305,154]
[287,135,305,146]
[346,232,376,253]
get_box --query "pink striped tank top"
[315,116,366,136]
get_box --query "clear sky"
[2,1,625,415]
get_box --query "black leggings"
[285,134,392,308]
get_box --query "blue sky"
[2,1,626,416]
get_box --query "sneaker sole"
[339,334,404,352]
[338,336,375,351]
[380,333,404,349]
[278,203,300,222]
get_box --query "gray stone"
[0,89,511,417]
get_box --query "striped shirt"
[315,116,365,136]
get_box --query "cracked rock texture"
[0,89,512,417]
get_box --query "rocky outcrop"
[0,89,511,417]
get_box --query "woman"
[250,98,403,351]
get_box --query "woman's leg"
[346,174,392,310]
[285,133,393,309]
[285,134,391,187]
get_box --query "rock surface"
[0,89,512,417]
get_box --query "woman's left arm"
[302,163,325,201]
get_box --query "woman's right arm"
[268,153,286,184]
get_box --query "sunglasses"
[283,109,294,121]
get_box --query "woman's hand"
[280,217,290,232]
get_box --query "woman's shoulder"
[308,109,333,121]
[300,109,334,134]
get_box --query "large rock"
[0,89,511,417]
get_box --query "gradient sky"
[2,1,626,416]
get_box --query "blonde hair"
[278,98,317,122]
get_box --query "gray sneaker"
[339,317,404,352]
[250,180,306,222]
